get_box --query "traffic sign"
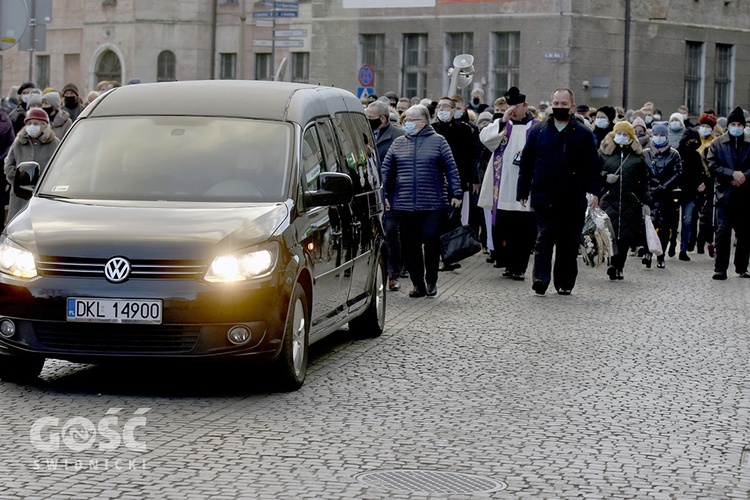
[275,10,298,17]
[274,29,307,37]
[357,87,374,100]
[358,64,374,87]
[0,0,28,51]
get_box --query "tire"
[349,253,386,338]
[273,284,309,392]
[0,354,45,383]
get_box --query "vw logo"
[104,257,131,283]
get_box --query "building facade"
[0,0,748,118]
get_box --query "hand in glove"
[605,174,619,184]
[642,205,651,217]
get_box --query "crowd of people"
[368,86,750,296]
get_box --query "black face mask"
[42,107,54,118]
[492,112,503,121]
[472,97,480,105]
[368,118,381,131]
[551,107,570,121]
[64,96,78,107]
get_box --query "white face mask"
[594,118,609,129]
[25,124,41,137]
[21,94,30,104]
[670,121,683,131]
[645,115,653,124]
[437,110,452,122]
[652,135,668,147]
[699,126,712,138]
[653,114,661,120]
[453,109,463,120]
[614,134,631,145]
[729,125,744,137]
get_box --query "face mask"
[25,124,41,137]
[645,116,653,124]
[551,107,570,121]
[652,136,668,147]
[699,126,712,138]
[368,118,381,131]
[21,94,30,104]
[687,141,700,150]
[42,107,54,117]
[472,97,480,105]
[453,109,464,120]
[669,121,683,131]
[404,122,418,135]
[437,110,452,122]
[64,96,78,107]
[614,134,631,145]
[729,125,744,137]
[594,118,609,129]
[653,114,661,120]
[492,112,503,121]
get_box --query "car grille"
[35,323,201,353]
[36,256,206,279]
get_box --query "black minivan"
[0,81,386,390]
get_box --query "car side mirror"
[13,161,41,200]
[303,172,354,207]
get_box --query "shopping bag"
[440,209,482,265]
[580,206,617,267]
[644,216,663,256]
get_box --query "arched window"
[96,50,122,85]
[158,51,176,82]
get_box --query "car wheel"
[274,283,309,391]
[349,253,386,338]
[0,354,45,383]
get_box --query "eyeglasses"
[404,118,424,123]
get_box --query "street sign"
[255,20,274,27]
[253,11,273,17]
[0,0,28,51]
[358,64,374,87]
[253,39,273,47]
[275,10,298,17]
[273,39,304,47]
[357,87,374,100]
[274,29,307,37]
[274,1,299,9]
[544,51,564,60]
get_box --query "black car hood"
[6,198,290,260]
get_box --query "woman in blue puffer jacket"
[381,104,463,298]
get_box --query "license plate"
[66,298,163,324]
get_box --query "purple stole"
[490,118,538,224]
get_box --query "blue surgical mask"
[614,134,631,145]
[670,121,683,131]
[453,109,464,120]
[652,136,668,147]
[645,115,653,124]
[729,125,744,137]
[595,118,609,129]
[437,110,452,122]
[404,122,418,135]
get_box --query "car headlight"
[0,237,37,279]
[204,243,278,283]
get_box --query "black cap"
[727,105,746,127]
[18,82,36,94]
[504,87,526,105]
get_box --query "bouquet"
[580,207,616,267]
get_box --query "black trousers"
[714,195,750,274]
[397,210,446,288]
[493,209,536,275]
[532,204,586,291]
[611,237,634,272]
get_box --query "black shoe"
[679,251,690,262]
[511,273,525,281]
[616,270,624,280]
[439,262,461,272]
[501,269,512,278]
[696,245,705,254]
[425,283,437,296]
[607,265,617,281]
[712,271,727,281]
[400,269,409,279]
[408,286,426,298]
[668,243,676,258]
[656,258,665,269]
[738,271,750,278]
[643,254,652,269]
[532,281,547,295]
[486,256,495,264]
[556,288,572,295]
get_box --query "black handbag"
[439,209,482,265]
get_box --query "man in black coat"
[705,105,750,280]
[517,87,602,295]
[366,101,406,290]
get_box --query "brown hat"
[699,113,717,127]
[62,83,79,96]
[613,120,635,140]
[25,107,49,124]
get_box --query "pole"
[271,1,276,79]
[239,0,246,79]
[210,0,217,79]
[622,0,631,109]
[27,0,36,82]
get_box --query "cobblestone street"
[1,249,749,498]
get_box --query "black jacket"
[374,122,405,165]
[517,115,602,210]
[432,119,477,190]
[706,132,750,204]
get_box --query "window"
[157,51,176,82]
[291,53,309,83]
[255,53,272,81]
[359,34,384,95]
[445,33,473,100]
[402,34,428,99]
[36,55,50,90]
[491,32,520,99]
[302,128,326,194]
[715,44,734,117]
[220,53,236,80]
[684,41,704,118]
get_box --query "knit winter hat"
[698,113,717,127]
[476,111,494,127]
[26,89,42,107]
[631,116,647,133]
[18,82,36,94]
[613,120,635,140]
[41,92,61,110]
[25,107,49,124]
[62,83,79,96]
[652,121,669,136]
[598,105,616,123]
[726,106,746,126]
[669,112,684,125]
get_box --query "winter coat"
[517,115,602,211]
[676,129,708,204]
[4,125,60,220]
[0,110,15,207]
[62,102,84,122]
[381,125,462,212]
[49,108,72,140]
[9,103,28,135]
[705,132,750,206]
[374,122,405,165]
[432,118,477,190]
[592,122,614,150]
[642,140,682,228]
[598,133,652,241]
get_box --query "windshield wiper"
[37,192,72,200]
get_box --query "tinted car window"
[38,117,293,203]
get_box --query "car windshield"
[38,116,292,203]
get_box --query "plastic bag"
[644,216,663,256]
[580,207,617,267]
